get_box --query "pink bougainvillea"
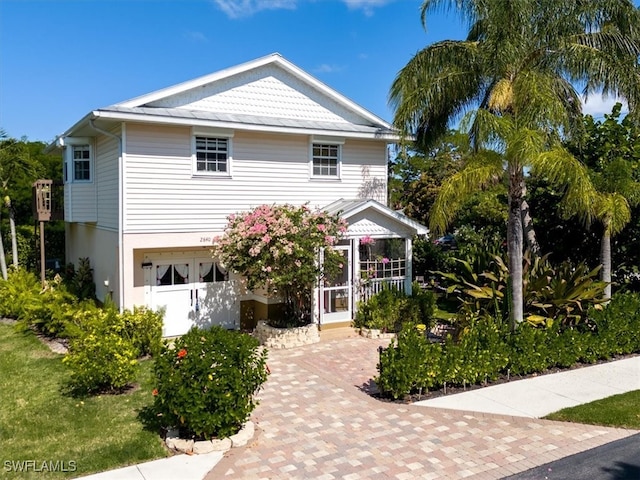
[360,235,375,246]
[212,204,347,326]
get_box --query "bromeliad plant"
[213,204,347,327]
[433,251,607,327]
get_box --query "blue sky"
[0,0,631,143]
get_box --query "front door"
[150,256,239,336]
[320,245,352,324]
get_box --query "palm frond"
[594,192,631,236]
[532,147,597,224]
[504,127,546,166]
[463,108,513,151]
[390,40,484,145]
[420,0,480,29]
[512,71,582,133]
[429,150,504,234]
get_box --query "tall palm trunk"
[601,223,612,301]
[5,197,18,267]
[520,186,540,257]
[508,165,525,330]
[0,208,7,280]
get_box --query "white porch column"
[312,249,322,324]
[404,237,413,295]
[353,237,360,307]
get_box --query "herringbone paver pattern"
[205,336,636,479]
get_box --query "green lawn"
[0,323,168,479]
[545,390,640,429]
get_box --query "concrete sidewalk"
[75,337,640,480]
[414,356,640,418]
[75,452,223,480]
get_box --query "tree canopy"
[390,0,640,326]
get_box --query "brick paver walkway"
[205,337,636,479]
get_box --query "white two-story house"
[50,53,427,336]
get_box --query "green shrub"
[442,315,508,385]
[506,323,551,375]
[0,267,40,319]
[63,329,138,395]
[590,293,640,356]
[354,285,435,333]
[65,303,163,358]
[153,326,268,439]
[433,252,606,326]
[16,275,79,338]
[376,323,442,399]
[376,292,640,399]
[66,257,96,301]
[121,306,163,357]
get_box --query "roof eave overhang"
[91,110,400,141]
[45,111,100,153]
[331,199,429,236]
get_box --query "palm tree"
[571,104,640,300]
[0,131,38,271]
[390,0,640,328]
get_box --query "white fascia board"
[339,199,429,236]
[273,55,393,129]
[115,53,394,131]
[116,53,286,109]
[92,110,399,141]
[45,111,99,153]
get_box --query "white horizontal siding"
[68,183,97,222]
[123,125,387,233]
[96,132,119,230]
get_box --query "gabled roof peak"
[114,53,391,129]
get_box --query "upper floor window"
[72,145,91,182]
[195,136,228,174]
[312,143,340,177]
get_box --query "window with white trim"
[72,145,91,182]
[198,261,229,283]
[195,136,229,174]
[312,143,340,177]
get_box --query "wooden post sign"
[34,179,53,222]
[33,180,53,287]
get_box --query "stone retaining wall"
[254,321,320,349]
[358,328,396,339]
[165,421,255,454]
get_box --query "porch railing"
[357,277,406,304]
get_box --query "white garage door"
[150,257,239,337]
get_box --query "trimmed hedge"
[376,293,640,399]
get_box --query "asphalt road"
[504,433,640,480]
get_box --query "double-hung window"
[72,145,91,182]
[195,136,229,174]
[311,142,342,178]
[191,127,233,176]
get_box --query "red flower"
[177,348,187,359]
[152,388,158,396]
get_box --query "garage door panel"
[150,256,239,336]
[194,281,239,330]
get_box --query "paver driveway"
[205,336,636,479]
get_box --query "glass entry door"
[320,245,352,324]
